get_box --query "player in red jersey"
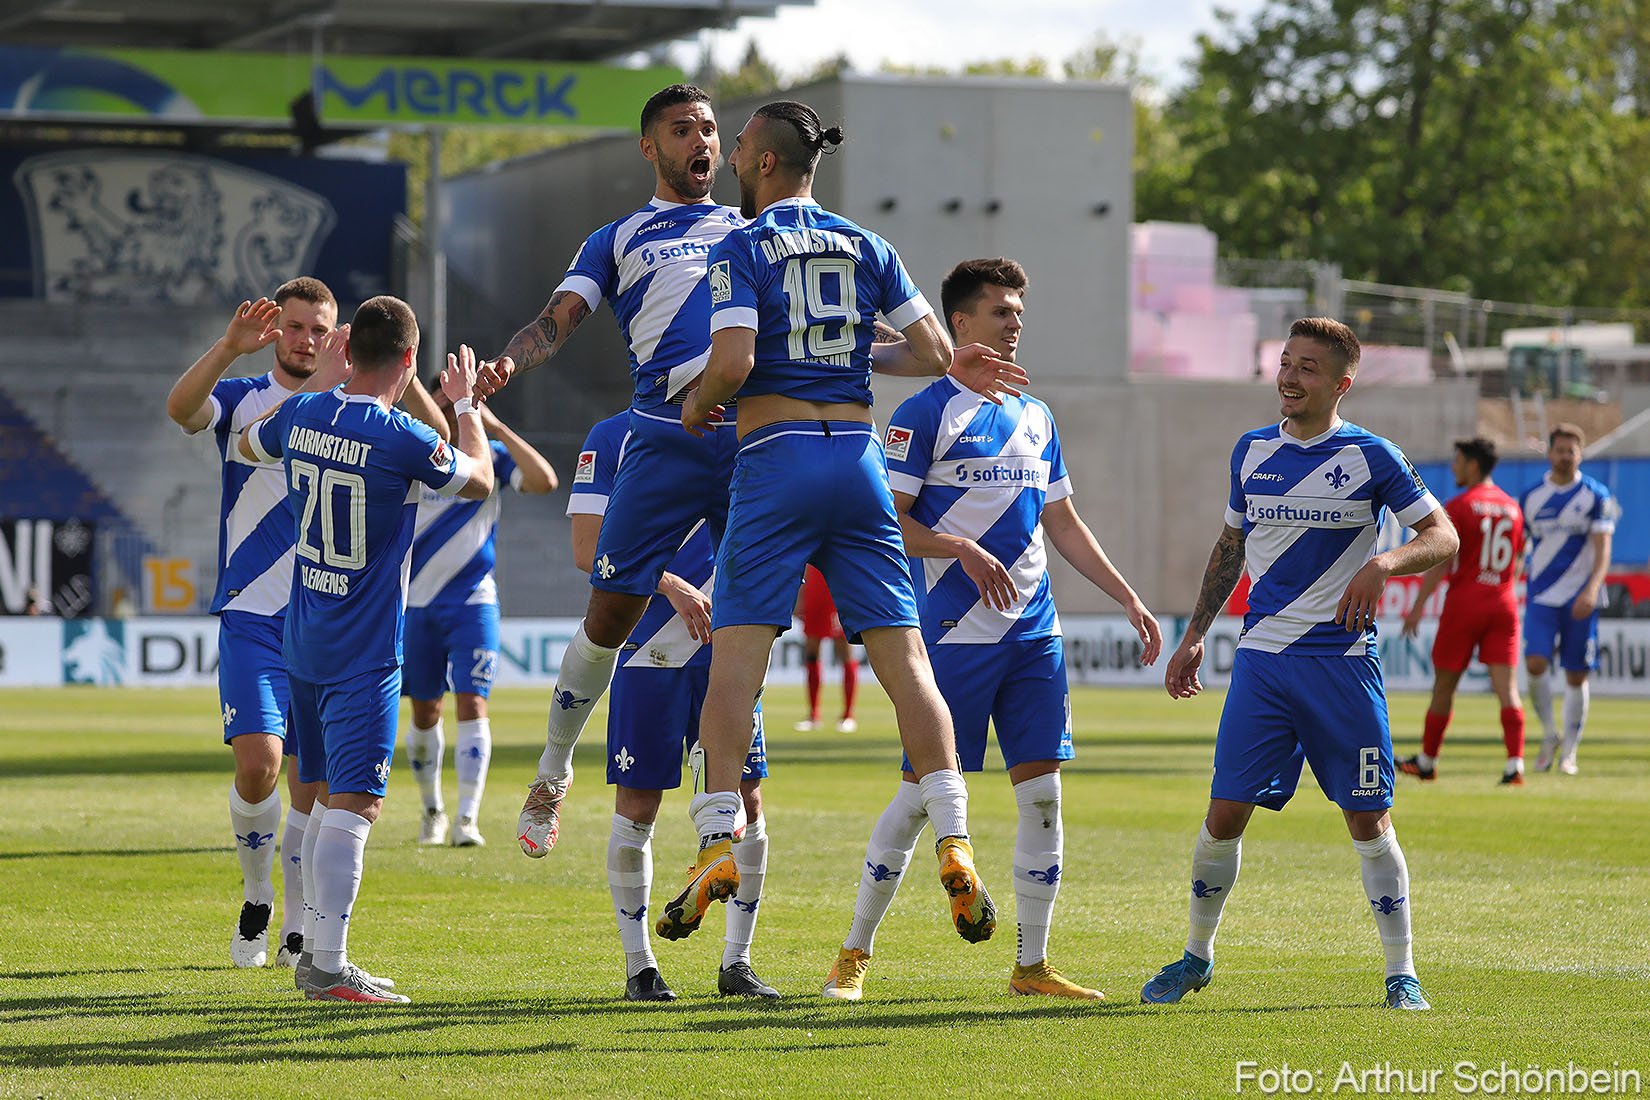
[1398,437,1527,785]
[795,565,861,731]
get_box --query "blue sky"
[682,0,1269,89]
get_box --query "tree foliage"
[1135,0,1650,307]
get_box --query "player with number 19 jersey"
[1432,483,1523,671]
[707,197,933,632]
[247,388,475,795]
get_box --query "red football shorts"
[800,567,844,640]
[1431,594,1519,671]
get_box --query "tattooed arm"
[1164,524,1247,699]
[475,289,592,397]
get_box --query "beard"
[660,152,715,203]
[738,173,758,219]
[275,346,316,379]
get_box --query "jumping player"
[402,396,557,846]
[1143,318,1457,1011]
[1398,437,1526,784]
[665,100,1025,948]
[823,257,1162,1002]
[569,412,778,1001]
[1520,424,1616,775]
[242,298,496,1003]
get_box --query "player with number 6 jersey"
[1399,437,1527,785]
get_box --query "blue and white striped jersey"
[708,198,931,406]
[885,378,1070,645]
[566,413,712,669]
[195,373,297,618]
[406,441,522,609]
[1521,472,1617,607]
[247,389,475,684]
[558,199,746,411]
[1225,419,1438,656]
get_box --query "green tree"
[1136,0,1650,308]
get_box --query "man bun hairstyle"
[1454,436,1500,477]
[273,276,335,310]
[754,100,843,176]
[640,83,711,135]
[348,295,419,370]
[941,258,1029,336]
[1288,316,1361,375]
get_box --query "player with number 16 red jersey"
[1399,437,1527,784]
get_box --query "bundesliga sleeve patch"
[884,425,912,462]
[574,450,597,484]
[430,440,452,469]
[709,260,732,304]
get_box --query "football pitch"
[3,684,1646,1099]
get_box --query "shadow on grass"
[1,966,207,981]
[0,846,221,862]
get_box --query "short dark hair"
[1549,422,1586,448]
[941,258,1029,336]
[640,84,711,135]
[273,276,335,310]
[348,295,419,370]
[1288,316,1361,375]
[752,100,843,177]
[1454,436,1499,477]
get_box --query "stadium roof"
[0,0,810,62]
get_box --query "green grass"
[2,684,1647,1099]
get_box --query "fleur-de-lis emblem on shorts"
[222,703,237,729]
[1326,465,1351,489]
[615,746,635,772]
[596,554,616,580]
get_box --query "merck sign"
[316,64,579,122]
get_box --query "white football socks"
[300,800,326,951]
[606,813,656,979]
[311,808,372,975]
[404,719,444,813]
[537,622,620,780]
[689,790,742,842]
[1354,828,1415,979]
[279,806,310,941]
[1528,672,1558,747]
[455,717,492,821]
[1186,823,1241,962]
[843,781,928,955]
[724,814,768,968]
[1012,772,1063,967]
[229,784,281,907]
[917,768,969,841]
[1562,681,1590,760]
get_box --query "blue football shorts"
[712,421,919,636]
[1523,601,1599,672]
[590,407,739,597]
[1212,647,1394,812]
[402,602,501,699]
[287,664,402,797]
[903,636,1072,772]
[605,662,768,789]
[217,610,291,747]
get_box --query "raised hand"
[312,323,351,388]
[442,344,480,405]
[222,298,281,357]
[949,343,1029,405]
[474,356,514,399]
